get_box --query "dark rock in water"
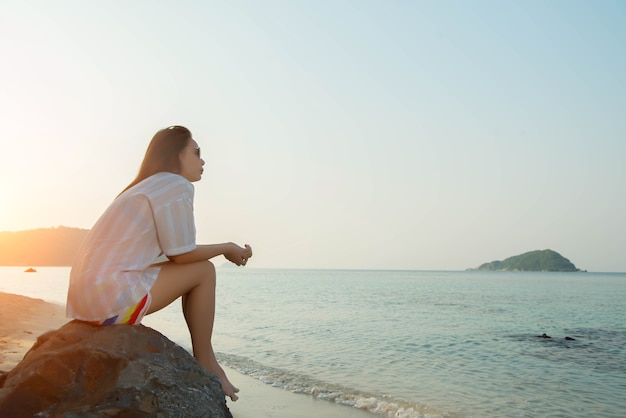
[536,333,577,342]
[0,320,230,417]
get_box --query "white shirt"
[66,172,197,321]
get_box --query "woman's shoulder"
[150,172,190,184]
[130,172,194,197]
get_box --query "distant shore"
[0,292,373,418]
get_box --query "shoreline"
[222,365,375,418]
[0,292,374,418]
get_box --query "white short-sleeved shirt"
[66,172,197,321]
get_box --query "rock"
[537,333,551,338]
[0,320,231,417]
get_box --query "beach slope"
[0,292,68,371]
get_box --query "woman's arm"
[168,243,252,266]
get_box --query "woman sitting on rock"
[66,125,251,402]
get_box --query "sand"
[0,292,68,371]
[222,365,375,418]
[0,292,373,417]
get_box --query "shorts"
[92,293,152,326]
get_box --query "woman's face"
[179,139,205,182]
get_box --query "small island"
[468,249,583,272]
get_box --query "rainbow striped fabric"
[93,293,151,326]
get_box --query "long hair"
[119,125,192,196]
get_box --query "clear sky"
[1,0,625,271]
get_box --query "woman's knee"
[205,259,216,274]
[200,260,216,287]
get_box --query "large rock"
[0,320,231,417]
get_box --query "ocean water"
[1,266,625,417]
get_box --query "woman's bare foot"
[195,350,240,401]
[220,376,240,401]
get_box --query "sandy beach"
[0,292,373,418]
[0,292,69,371]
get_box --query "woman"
[66,125,251,402]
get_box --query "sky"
[1,0,625,272]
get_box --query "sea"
[1,266,625,418]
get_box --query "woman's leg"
[147,260,239,401]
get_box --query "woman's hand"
[224,243,253,266]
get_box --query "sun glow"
[0,1,624,271]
